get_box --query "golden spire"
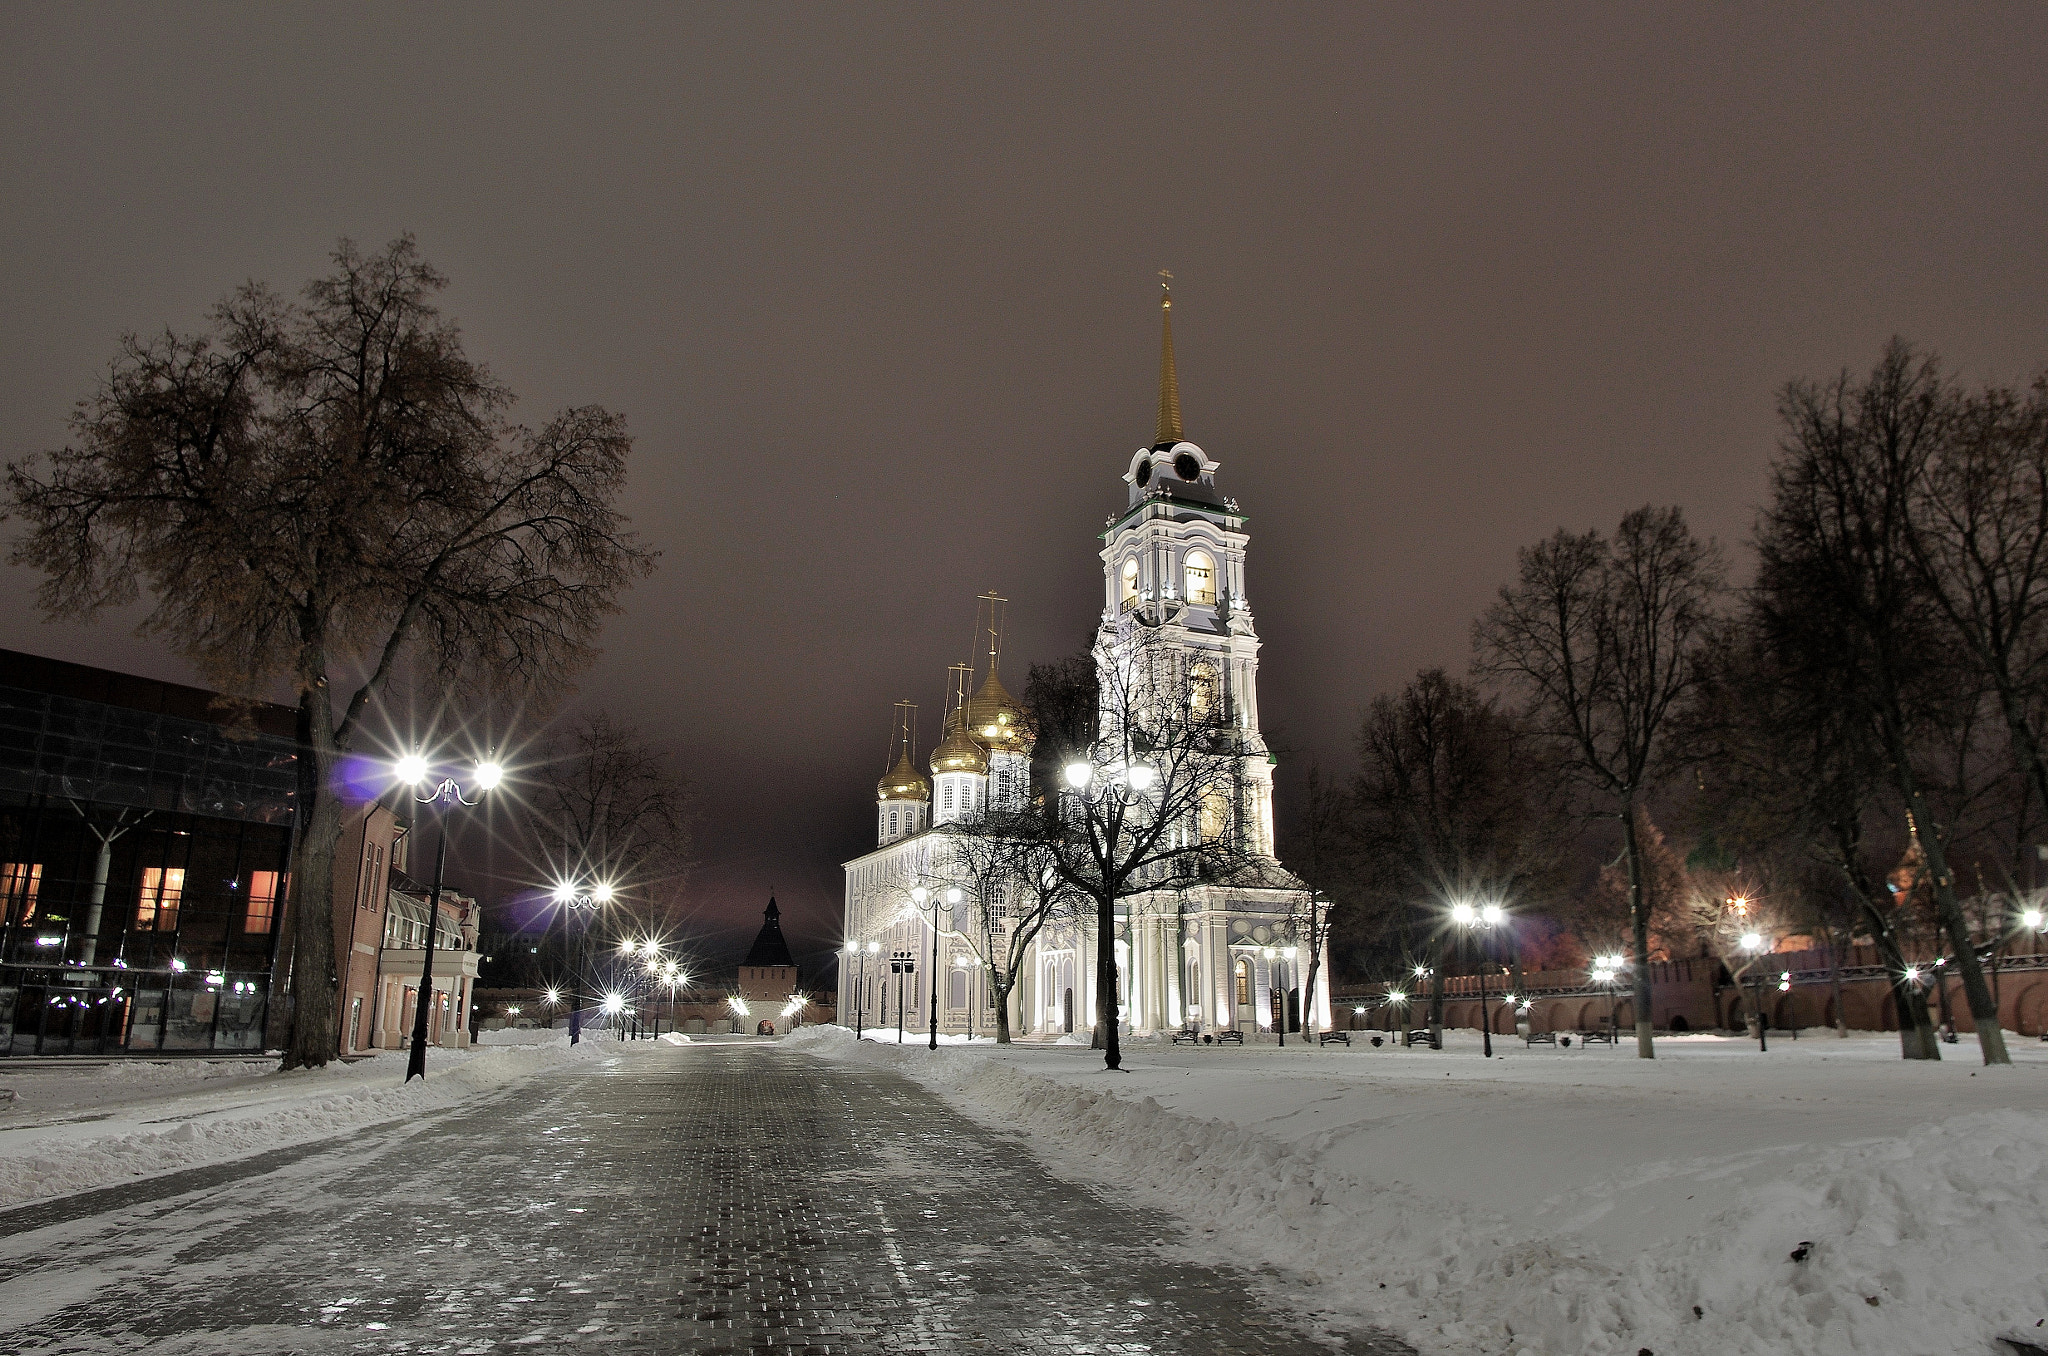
[1156,270,1183,445]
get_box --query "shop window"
[1184,550,1216,606]
[245,870,285,934]
[2,862,41,923]
[137,867,184,931]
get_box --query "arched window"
[1234,957,1251,1006]
[1189,662,1217,720]
[1198,787,1228,842]
[1183,550,1216,606]
[1120,558,1140,612]
[888,810,899,834]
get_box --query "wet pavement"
[0,1043,1412,1354]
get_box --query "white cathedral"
[839,284,1332,1040]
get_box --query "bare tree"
[944,812,1081,1042]
[1043,629,1271,1071]
[521,709,694,935]
[1475,507,1725,1058]
[1760,341,2010,1064]
[5,238,656,1068]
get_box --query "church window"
[1184,550,1216,606]
[1120,559,1140,612]
[943,783,955,811]
[1198,787,1228,842]
[1235,957,1251,1006]
[889,811,899,834]
[1189,663,1217,720]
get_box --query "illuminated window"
[888,811,899,835]
[2,863,41,924]
[1183,550,1215,606]
[1198,788,1228,842]
[1235,956,1251,1006]
[137,867,184,932]
[1120,559,1140,612]
[1189,663,1217,720]
[245,870,285,934]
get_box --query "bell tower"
[1096,275,1275,857]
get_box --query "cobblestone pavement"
[0,1044,1412,1355]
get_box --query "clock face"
[1174,452,1201,481]
[1135,458,1153,487]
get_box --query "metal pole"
[569,906,584,1046]
[1754,970,1768,1052]
[1478,930,1492,1059]
[405,805,449,1082]
[1276,956,1286,1048]
[928,904,940,1051]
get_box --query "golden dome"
[930,710,989,776]
[876,749,930,803]
[963,669,1033,755]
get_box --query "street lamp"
[550,877,616,1046]
[1741,930,1769,1052]
[1452,901,1507,1058]
[397,753,501,1082]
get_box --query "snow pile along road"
[0,1035,617,1210]
[784,1025,2048,1356]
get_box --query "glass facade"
[0,679,297,1056]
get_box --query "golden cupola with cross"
[875,702,929,845]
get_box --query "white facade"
[841,291,1332,1039]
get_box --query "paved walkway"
[0,1044,1410,1354]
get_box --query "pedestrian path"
[0,1044,1409,1354]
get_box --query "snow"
[0,1034,633,1211]
[785,1025,2048,1356]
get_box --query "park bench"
[1317,1030,1351,1046]
[1524,1031,1557,1047]
[1406,1028,1441,1049]
[1170,1028,1246,1046]
[1171,1028,1201,1046]
[1213,1029,1244,1045]
[1579,1028,1615,1045]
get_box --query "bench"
[1214,1028,1244,1045]
[1171,1028,1201,1046]
[1579,1029,1615,1045]
[1406,1028,1441,1049]
[1524,1031,1557,1047]
[1171,1028,1246,1046]
[1317,1030,1351,1046]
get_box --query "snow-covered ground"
[0,1034,627,1210]
[786,1025,2048,1356]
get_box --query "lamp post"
[954,952,974,1041]
[550,878,614,1045]
[1590,955,1625,1051]
[891,950,914,1043]
[1741,931,1769,1052]
[1452,901,1506,1058]
[397,753,501,1082]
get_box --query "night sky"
[4,7,2047,977]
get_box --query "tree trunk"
[1427,945,1444,1047]
[1827,932,1849,1038]
[1887,731,2011,1064]
[1096,893,1121,1070]
[991,976,1013,1044]
[282,685,342,1070]
[1301,905,1324,1046]
[1619,805,1657,1058]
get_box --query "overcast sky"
[5,5,2047,974]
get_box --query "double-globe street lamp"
[908,885,963,1050]
[1451,901,1507,1058]
[395,753,502,1082]
[843,938,880,1039]
[1589,954,1627,1051]
[550,878,614,1045]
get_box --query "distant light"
[945,887,963,905]
[953,954,970,968]
[845,939,859,953]
[544,987,561,1004]
[867,940,881,953]
[1740,932,1764,952]
[1903,966,1921,984]
[1283,946,1298,960]
[472,760,504,791]
[591,882,614,904]
[621,939,638,955]
[1386,990,1406,1005]
[1353,1005,1367,1015]
[1262,946,1275,959]
[395,753,430,786]
[2024,909,2045,931]
[911,886,928,904]
[1480,903,1504,926]
[33,935,60,947]
[1413,965,1429,978]
[1451,902,1476,925]
[601,993,625,1015]
[1064,762,1093,790]
[552,882,576,904]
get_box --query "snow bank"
[0,1038,620,1211]
[792,1028,2048,1356]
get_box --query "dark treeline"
[1297,340,2048,1065]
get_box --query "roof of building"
[743,896,797,968]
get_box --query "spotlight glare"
[395,753,430,786]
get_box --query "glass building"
[0,650,298,1056]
